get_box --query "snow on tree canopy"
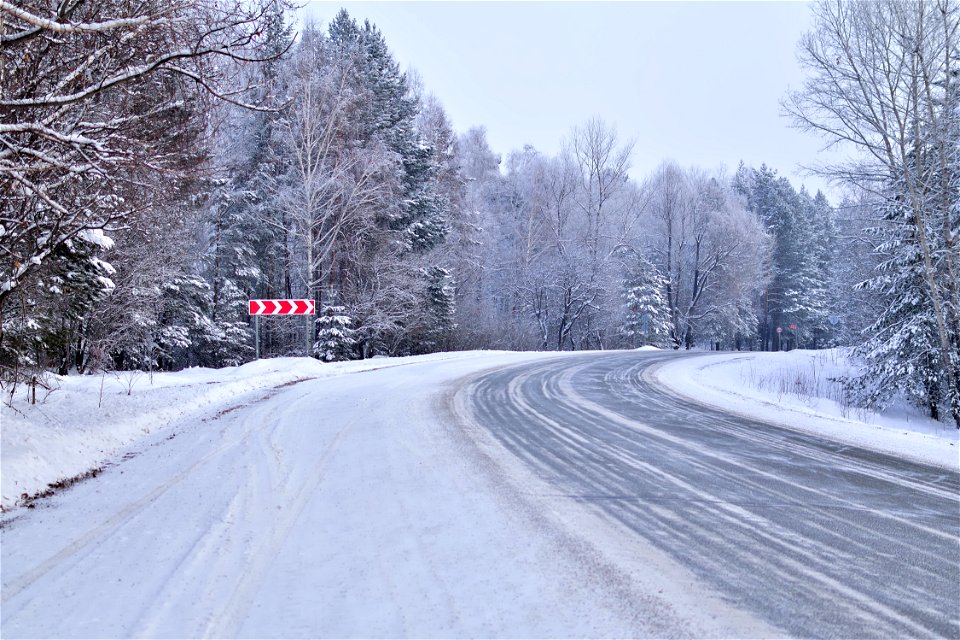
[314,306,357,362]
[78,229,115,250]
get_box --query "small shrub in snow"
[116,369,144,396]
[313,306,356,362]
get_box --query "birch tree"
[277,24,385,322]
[786,0,960,425]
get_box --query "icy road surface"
[459,352,960,638]
[2,351,957,637]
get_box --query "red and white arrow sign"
[248,299,316,315]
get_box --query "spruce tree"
[421,266,456,351]
[327,10,447,252]
[5,231,118,376]
[313,306,357,362]
[854,190,948,420]
[741,165,835,350]
[621,254,672,348]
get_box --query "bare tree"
[569,118,636,263]
[0,0,289,345]
[560,119,639,348]
[644,163,771,349]
[275,26,385,324]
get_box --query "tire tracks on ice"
[460,352,960,638]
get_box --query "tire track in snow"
[0,389,284,606]
[201,394,362,638]
[630,361,958,502]
[461,352,960,638]
[382,396,463,633]
[130,407,286,637]
[560,362,956,548]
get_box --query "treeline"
[454,143,839,354]
[1,1,957,424]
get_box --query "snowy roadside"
[647,349,959,469]
[0,351,544,511]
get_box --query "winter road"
[459,352,960,638]
[1,351,958,637]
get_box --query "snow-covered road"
[0,352,768,638]
[4,350,956,638]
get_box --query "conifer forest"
[2,0,959,426]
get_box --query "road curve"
[458,351,960,638]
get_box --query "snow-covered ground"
[648,349,959,469]
[3,348,955,636]
[0,351,549,511]
[1,350,774,638]
[5,348,955,512]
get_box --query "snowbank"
[0,351,525,510]
[648,349,959,469]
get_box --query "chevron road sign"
[248,299,315,315]
[249,299,316,360]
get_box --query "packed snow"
[649,349,959,469]
[0,350,775,638]
[1,351,544,511]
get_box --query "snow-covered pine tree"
[155,274,233,370]
[787,0,960,426]
[807,190,838,347]
[327,10,448,253]
[0,229,116,377]
[217,8,301,359]
[200,180,260,366]
[45,232,118,375]
[740,165,833,350]
[620,253,672,348]
[847,48,960,426]
[853,60,960,423]
[786,187,831,349]
[828,194,884,346]
[402,142,449,252]
[313,306,357,362]
[853,188,949,421]
[199,38,293,365]
[421,266,456,352]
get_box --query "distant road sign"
[776,327,782,334]
[248,299,315,315]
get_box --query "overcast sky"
[299,1,840,199]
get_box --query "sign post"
[248,299,317,359]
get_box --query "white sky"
[299,1,841,200]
